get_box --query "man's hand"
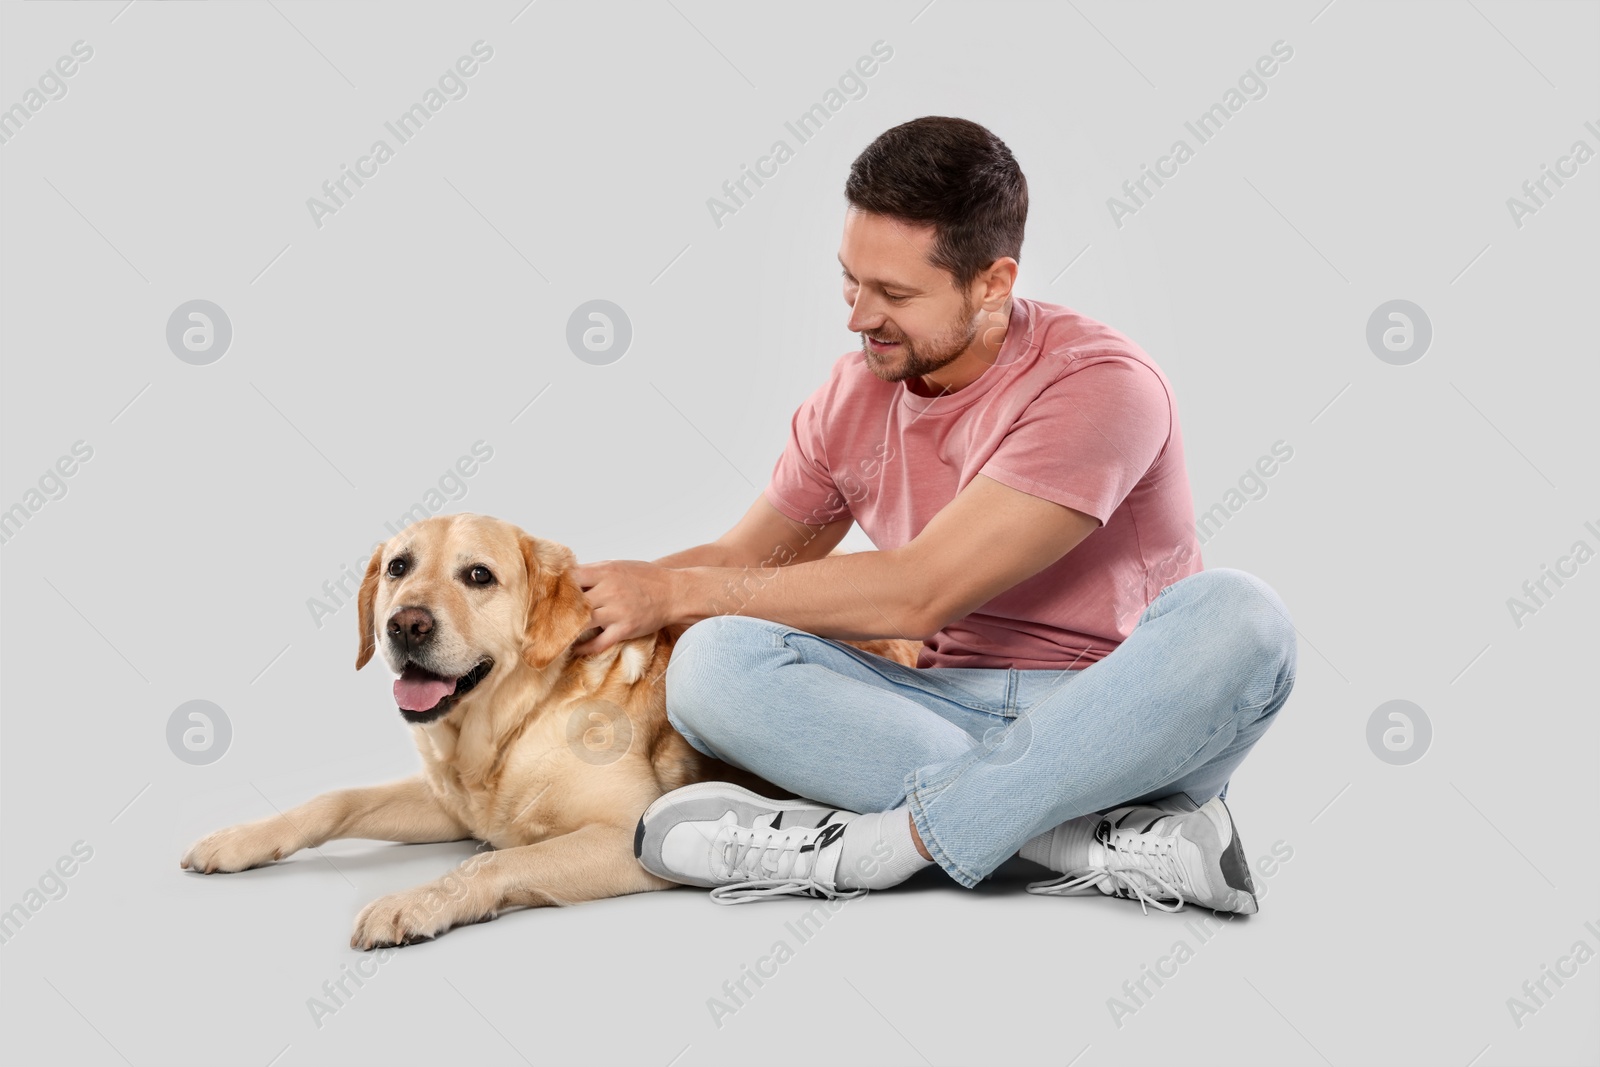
[567,560,680,657]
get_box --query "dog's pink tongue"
[394,665,455,712]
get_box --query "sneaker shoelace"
[706,823,866,906]
[1026,830,1188,915]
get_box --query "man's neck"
[911,299,1012,397]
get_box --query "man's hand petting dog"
[568,559,681,657]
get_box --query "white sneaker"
[1026,795,1259,915]
[635,782,866,905]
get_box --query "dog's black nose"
[387,606,435,647]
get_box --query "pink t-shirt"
[763,295,1203,671]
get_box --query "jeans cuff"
[902,767,983,889]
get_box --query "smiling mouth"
[393,658,493,723]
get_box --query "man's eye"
[468,565,495,586]
[885,293,909,304]
[387,559,407,578]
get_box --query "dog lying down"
[180,513,920,949]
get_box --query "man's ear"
[519,535,594,670]
[355,544,385,670]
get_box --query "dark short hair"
[844,116,1028,291]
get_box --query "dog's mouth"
[393,658,493,723]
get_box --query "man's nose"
[846,294,882,334]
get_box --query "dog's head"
[355,514,593,724]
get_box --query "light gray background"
[2,1,1596,1065]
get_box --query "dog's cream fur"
[180,513,919,948]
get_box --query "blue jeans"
[664,567,1298,889]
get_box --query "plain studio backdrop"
[1,2,1595,1065]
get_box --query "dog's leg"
[350,823,670,949]
[181,776,468,874]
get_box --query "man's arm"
[570,496,858,657]
[651,494,854,570]
[670,474,1098,641]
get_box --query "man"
[570,116,1297,915]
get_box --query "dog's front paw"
[180,820,297,874]
[351,884,496,950]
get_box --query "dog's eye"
[387,558,407,578]
[469,565,495,586]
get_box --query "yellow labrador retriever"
[180,513,919,949]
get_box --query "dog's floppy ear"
[519,534,593,670]
[355,543,385,670]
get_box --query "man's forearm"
[671,550,929,641]
[651,543,739,569]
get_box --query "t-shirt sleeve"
[977,358,1171,525]
[763,374,851,526]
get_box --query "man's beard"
[861,293,979,387]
